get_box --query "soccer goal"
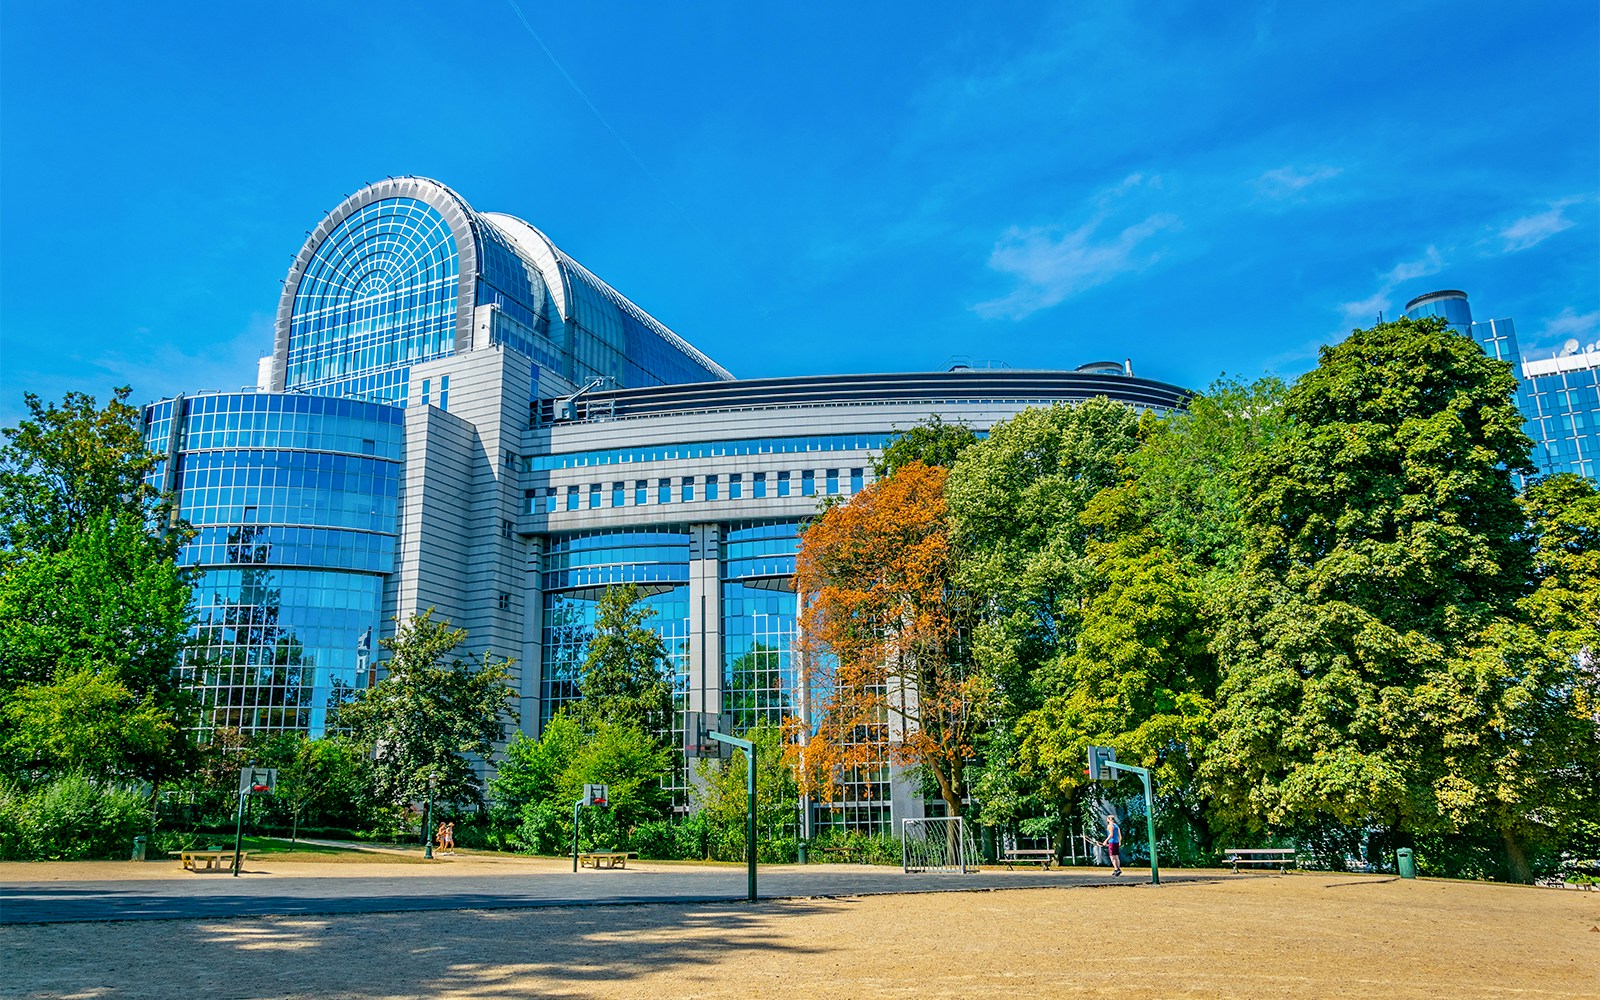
[902,817,980,874]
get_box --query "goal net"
[902,817,980,874]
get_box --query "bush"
[0,775,150,860]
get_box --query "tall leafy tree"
[0,387,171,557]
[790,461,988,818]
[1015,482,1216,849]
[337,610,517,809]
[569,583,675,737]
[944,397,1143,709]
[1205,318,1549,875]
[1,666,184,783]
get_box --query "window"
[566,486,579,511]
[681,476,695,502]
[635,479,648,505]
[497,592,511,611]
[501,518,513,539]
[658,478,671,504]
[753,472,767,498]
[851,468,864,493]
[588,484,601,509]
[729,473,743,499]
[706,475,720,501]
[777,471,790,497]
[612,482,625,507]
[420,378,431,407]
[801,470,815,496]
[242,505,258,522]
[439,374,450,411]
[362,438,376,455]
[546,487,558,513]
[826,469,839,495]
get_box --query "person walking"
[1103,814,1122,876]
[441,821,456,856]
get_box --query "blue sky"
[2,2,1595,426]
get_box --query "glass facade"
[1405,290,1598,483]
[144,393,402,737]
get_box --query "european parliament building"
[144,176,1189,831]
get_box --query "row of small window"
[525,433,893,472]
[526,470,866,514]
[179,525,396,574]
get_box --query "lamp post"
[423,771,437,860]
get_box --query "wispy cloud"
[1536,307,1600,347]
[975,176,1177,320]
[1256,165,1341,199]
[1337,247,1444,325]
[1500,200,1578,252]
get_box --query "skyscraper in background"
[1404,290,1599,482]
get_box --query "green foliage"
[0,775,150,860]
[694,724,799,861]
[1126,376,1287,578]
[1519,473,1600,656]
[252,734,370,841]
[873,415,979,478]
[491,713,674,854]
[0,386,173,558]
[570,584,674,736]
[2,667,184,784]
[1203,318,1561,878]
[1015,482,1215,845]
[946,397,1143,706]
[0,513,194,706]
[337,610,517,810]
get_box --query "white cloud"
[1256,165,1341,199]
[1537,307,1600,345]
[976,178,1177,320]
[1338,247,1444,325]
[1500,201,1577,252]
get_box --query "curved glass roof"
[273,176,730,403]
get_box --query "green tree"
[873,415,979,478]
[570,584,673,737]
[256,734,369,842]
[1519,473,1600,658]
[1014,482,1216,852]
[336,610,517,810]
[1205,317,1547,876]
[695,723,798,859]
[0,386,172,558]
[0,515,194,701]
[945,397,1143,706]
[1,666,184,783]
[1126,376,1287,578]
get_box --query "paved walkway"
[0,864,1226,924]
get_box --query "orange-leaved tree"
[786,461,990,819]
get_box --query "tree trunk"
[1501,827,1533,884]
[291,808,299,845]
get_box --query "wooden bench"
[819,845,859,863]
[1001,849,1055,870]
[577,851,637,870]
[1223,847,1296,873]
[171,849,248,872]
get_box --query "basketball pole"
[707,729,756,901]
[1103,761,1160,885]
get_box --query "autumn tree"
[789,461,988,819]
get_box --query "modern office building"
[1404,290,1598,481]
[145,175,1190,830]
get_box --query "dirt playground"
[2,869,1596,998]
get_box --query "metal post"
[231,789,246,877]
[708,730,756,901]
[572,799,583,872]
[1105,761,1159,886]
[423,776,435,860]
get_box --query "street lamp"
[423,771,438,860]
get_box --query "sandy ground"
[2,868,1597,999]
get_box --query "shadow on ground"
[1,900,838,1000]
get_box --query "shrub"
[0,775,150,860]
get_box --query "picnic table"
[1223,847,1297,873]
[577,851,637,870]
[170,849,247,872]
[1001,848,1055,870]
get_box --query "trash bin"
[132,835,147,862]
[1396,847,1416,879]
[797,841,809,865]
